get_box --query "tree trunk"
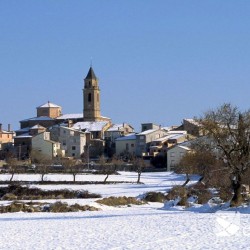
[41,173,45,182]
[10,172,14,182]
[137,172,141,184]
[73,173,76,182]
[104,174,109,183]
[182,173,190,187]
[231,174,243,207]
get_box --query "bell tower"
[83,67,101,121]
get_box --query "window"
[88,93,91,102]
[72,146,76,150]
[63,140,66,146]
[131,144,134,147]
[72,153,75,157]
[97,93,99,102]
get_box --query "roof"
[178,145,191,151]
[37,101,61,108]
[85,67,97,80]
[72,121,109,132]
[30,125,46,130]
[138,129,158,135]
[20,116,55,122]
[14,133,32,138]
[116,133,137,141]
[184,118,201,127]
[56,114,83,120]
[60,126,85,134]
[107,124,124,132]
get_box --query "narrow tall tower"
[83,67,101,121]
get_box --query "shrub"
[219,187,232,202]
[0,201,100,213]
[0,185,101,200]
[166,186,188,206]
[96,196,144,206]
[144,192,167,203]
[2,193,17,200]
[188,188,212,204]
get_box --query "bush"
[144,192,167,203]
[96,196,144,206]
[219,187,232,202]
[188,188,212,204]
[0,184,101,200]
[166,186,188,206]
[0,201,100,213]
[2,193,17,200]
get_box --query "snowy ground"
[1,172,250,249]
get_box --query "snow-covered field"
[1,172,250,250]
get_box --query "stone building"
[0,123,15,150]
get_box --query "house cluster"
[0,67,203,170]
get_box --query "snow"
[56,113,83,120]
[37,102,61,108]
[115,133,136,141]
[138,129,158,135]
[73,121,109,132]
[1,172,250,249]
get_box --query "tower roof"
[85,67,97,80]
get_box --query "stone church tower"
[83,67,107,122]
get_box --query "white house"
[167,144,191,171]
[105,123,134,143]
[135,128,168,156]
[48,125,87,159]
[32,132,63,161]
[115,133,136,156]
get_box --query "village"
[0,67,202,172]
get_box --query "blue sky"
[0,1,250,131]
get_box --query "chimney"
[0,123,2,131]
[8,124,11,132]
[68,120,73,128]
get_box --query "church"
[14,67,134,159]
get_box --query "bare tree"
[6,156,19,182]
[198,103,250,206]
[131,157,146,184]
[37,159,52,182]
[110,155,123,172]
[176,146,218,186]
[98,155,110,183]
[62,158,80,182]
